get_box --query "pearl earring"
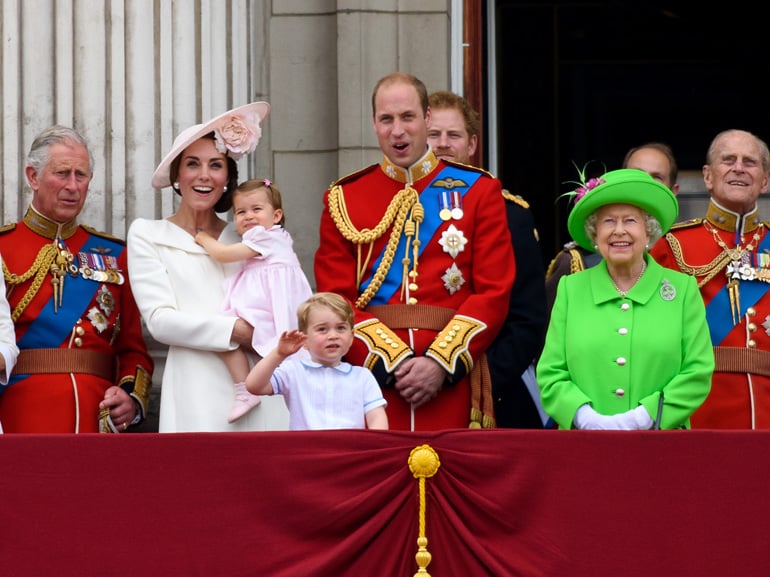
[173,182,180,190]
[223,185,228,193]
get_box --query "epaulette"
[442,158,494,178]
[329,164,379,188]
[81,224,126,245]
[501,189,530,209]
[668,218,705,230]
[0,222,17,235]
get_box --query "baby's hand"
[194,229,212,246]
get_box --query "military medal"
[78,251,125,285]
[438,190,452,221]
[439,224,468,259]
[450,190,464,220]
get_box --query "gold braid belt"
[714,346,770,378]
[367,304,495,428]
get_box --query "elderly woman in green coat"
[536,169,714,429]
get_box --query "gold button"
[439,342,447,348]
[747,307,757,317]
[74,337,83,347]
[749,323,757,332]
[748,340,757,348]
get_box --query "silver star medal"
[438,224,468,259]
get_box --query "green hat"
[566,168,678,252]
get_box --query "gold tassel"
[728,279,741,326]
[408,445,440,577]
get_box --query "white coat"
[127,218,289,432]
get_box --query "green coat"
[536,255,714,429]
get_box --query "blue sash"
[706,233,770,345]
[361,165,481,305]
[7,234,125,388]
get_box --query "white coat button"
[618,327,628,335]
[616,357,626,365]
[621,303,630,311]
[615,388,625,397]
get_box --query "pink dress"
[222,225,313,357]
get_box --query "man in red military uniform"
[651,129,770,428]
[314,72,515,431]
[0,125,154,433]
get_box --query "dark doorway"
[492,1,770,264]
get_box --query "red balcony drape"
[1,429,766,577]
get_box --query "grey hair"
[706,129,770,173]
[26,125,94,175]
[584,211,663,249]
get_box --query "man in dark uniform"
[314,73,515,431]
[427,90,547,428]
[0,125,154,433]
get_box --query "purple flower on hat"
[214,112,262,160]
[573,177,604,203]
[560,161,606,205]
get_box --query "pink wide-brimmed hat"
[151,101,270,189]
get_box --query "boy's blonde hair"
[297,292,354,332]
[235,178,285,226]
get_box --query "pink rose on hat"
[214,113,262,160]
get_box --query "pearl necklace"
[612,261,646,297]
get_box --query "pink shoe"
[228,382,262,423]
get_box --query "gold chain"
[3,244,58,322]
[705,221,762,259]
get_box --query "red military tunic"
[0,208,154,433]
[314,150,515,430]
[650,199,770,428]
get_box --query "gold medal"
[439,208,452,221]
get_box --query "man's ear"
[25,165,39,190]
[468,134,478,158]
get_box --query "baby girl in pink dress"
[195,178,312,422]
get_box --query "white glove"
[609,405,653,430]
[574,404,614,430]
[575,404,653,430]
